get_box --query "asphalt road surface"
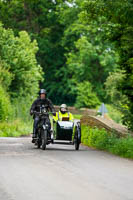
[0,137,133,200]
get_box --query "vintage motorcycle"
[33,106,81,150]
[33,105,54,150]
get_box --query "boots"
[32,133,37,143]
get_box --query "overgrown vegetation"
[0,0,133,136]
[106,105,123,124]
[82,125,133,159]
[0,120,32,137]
[0,23,42,136]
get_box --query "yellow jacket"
[53,111,74,122]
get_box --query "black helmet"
[60,104,68,114]
[39,89,47,95]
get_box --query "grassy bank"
[0,119,32,137]
[0,98,33,137]
[81,125,133,159]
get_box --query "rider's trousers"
[33,116,51,137]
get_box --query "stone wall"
[81,115,131,137]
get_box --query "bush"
[106,104,123,124]
[81,125,133,159]
[12,97,33,122]
[0,119,32,137]
[0,86,12,121]
[0,24,43,99]
[75,81,100,109]
[110,137,133,158]
[82,126,110,150]
[0,96,33,137]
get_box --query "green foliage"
[110,137,133,158]
[0,60,13,90]
[78,0,133,129]
[0,85,12,121]
[0,0,68,104]
[121,107,133,130]
[66,27,119,102]
[0,119,32,137]
[0,23,43,98]
[81,125,133,159]
[105,69,133,128]
[0,23,42,134]
[81,126,110,150]
[75,81,100,108]
[106,105,123,124]
[0,0,133,130]
[105,70,127,106]
[0,0,119,105]
[12,97,33,122]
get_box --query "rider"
[30,89,55,143]
[53,104,74,122]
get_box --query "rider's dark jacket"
[30,97,55,115]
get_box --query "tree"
[0,0,69,104]
[76,0,133,128]
[0,23,43,99]
[75,81,100,108]
[0,0,133,130]
[105,70,127,108]
[67,34,119,101]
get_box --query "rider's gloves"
[52,112,56,116]
[30,110,34,116]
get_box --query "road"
[0,137,133,200]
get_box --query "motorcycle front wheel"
[41,129,47,150]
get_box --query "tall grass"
[0,119,32,137]
[0,97,33,137]
[82,125,133,159]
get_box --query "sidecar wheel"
[75,139,80,150]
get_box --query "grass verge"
[0,119,32,137]
[82,125,133,159]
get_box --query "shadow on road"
[29,145,94,152]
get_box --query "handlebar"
[33,111,56,116]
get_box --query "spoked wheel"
[41,130,47,150]
[74,125,81,150]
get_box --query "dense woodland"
[0,0,133,130]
